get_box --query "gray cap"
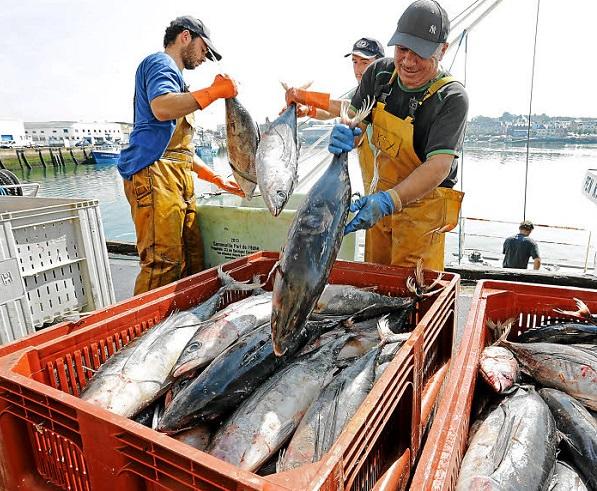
[344,37,385,59]
[388,0,449,59]
[170,16,222,61]
[519,220,534,230]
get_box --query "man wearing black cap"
[119,16,243,295]
[283,36,385,120]
[329,0,468,271]
[503,221,541,270]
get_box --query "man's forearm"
[393,154,453,206]
[533,258,541,270]
[150,93,200,121]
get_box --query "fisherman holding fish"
[118,16,243,295]
[329,0,468,271]
[284,36,385,119]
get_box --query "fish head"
[172,339,208,378]
[264,188,289,217]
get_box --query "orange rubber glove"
[194,161,245,197]
[191,74,238,110]
[296,104,317,118]
[285,88,330,110]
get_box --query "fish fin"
[280,81,289,91]
[265,260,281,286]
[376,315,409,346]
[490,405,515,472]
[276,447,287,473]
[151,402,162,430]
[492,318,517,346]
[299,81,313,90]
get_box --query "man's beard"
[181,45,199,70]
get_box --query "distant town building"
[0,119,27,147]
[24,121,123,146]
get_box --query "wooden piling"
[15,150,24,170]
[82,148,89,162]
[38,149,47,168]
[58,148,66,167]
[49,149,58,167]
[69,148,79,165]
[0,157,5,170]
[20,150,32,170]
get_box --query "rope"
[523,0,542,221]
[451,0,486,26]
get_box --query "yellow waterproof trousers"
[124,114,203,295]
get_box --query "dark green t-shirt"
[351,58,469,188]
[502,234,540,269]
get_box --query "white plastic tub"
[0,197,115,341]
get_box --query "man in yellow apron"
[329,0,468,271]
[118,16,243,295]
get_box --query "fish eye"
[277,190,287,200]
[187,341,201,352]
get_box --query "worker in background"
[328,0,469,271]
[118,16,243,295]
[284,37,385,119]
[503,220,541,270]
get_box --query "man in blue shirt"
[503,220,542,270]
[119,16,243,295]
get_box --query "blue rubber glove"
[328,124,362,155]
[344,191,396,235]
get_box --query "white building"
[0,119,27,147]
[24,121,123,146]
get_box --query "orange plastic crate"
[0,252,458,491]
[409,280,597,491]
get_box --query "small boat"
[91,144,120,165]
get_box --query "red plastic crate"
[0,252,458,491]
[409,280,597,491]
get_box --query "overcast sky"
[1,0,596,128]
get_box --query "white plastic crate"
[0,197,115,342]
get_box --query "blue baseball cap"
[344,37,385,59]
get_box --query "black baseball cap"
[388,0,449,59]
[170,16,222,61]
[344,37,385,59]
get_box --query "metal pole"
[584,230,591,273]
[523,0,542,220]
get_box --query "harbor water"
[12,142,597,272]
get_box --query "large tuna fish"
[517,322,597,344]
[80,269,249,417]
[159,318,339,433]
[255,103,298,216]
[456,387,558,491]
[225,97,259,199]
[208,336,351,471]
[539,388,597,489]
[549,461,589,491]
[278,346,380,471]
[172,292,272,378]
[312,284,415,320]
[499,340,597,411]
[271,100,374,356]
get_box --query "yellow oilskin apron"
[357,75,464,271]
[124,113,203,295]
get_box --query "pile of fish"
[80,264,441,475]
[225,96,299,215]
[457,298,597,490]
